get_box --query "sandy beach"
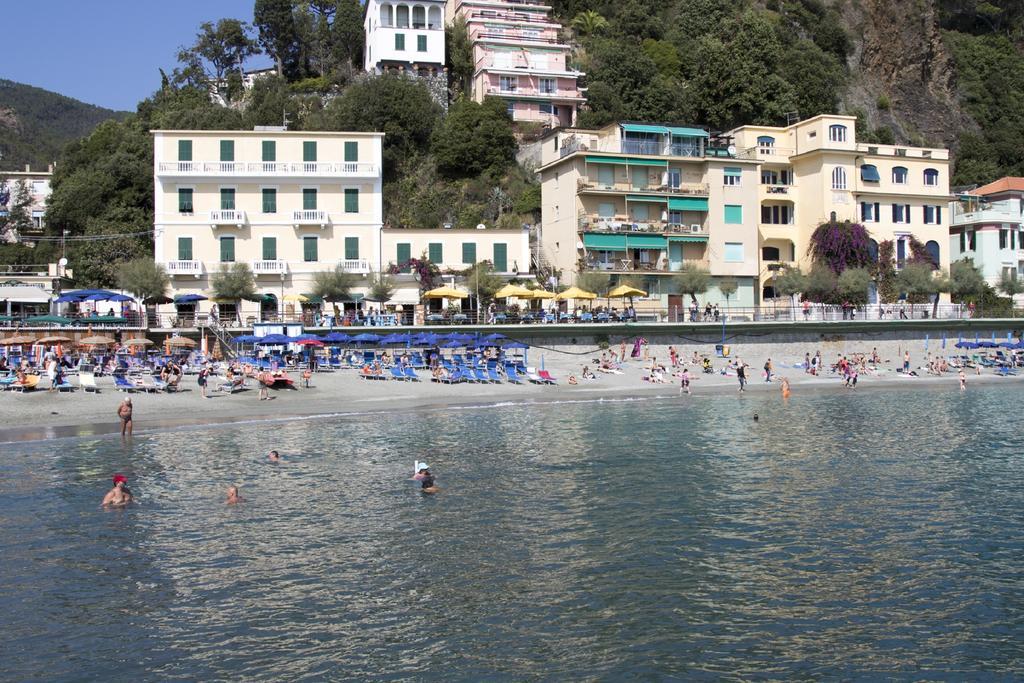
[2,335,1017,443]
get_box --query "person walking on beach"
[959,369,967,391]
[679,367,691,396]
[764,358,773,383]
[117,398,133,436]
[102,474,133,508]
[198,363,210,398]
[620,340,627,363]
[736,360,747,392]
[903,350,911,374]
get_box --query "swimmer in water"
[781,377,791,398]
[413,461,439,493]
[268,450,280,462]
[753,413,759,422]
[226,485,242,505]
[101,474,134,508]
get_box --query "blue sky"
[1,0,273,111]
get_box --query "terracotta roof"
[974,177,1024,195]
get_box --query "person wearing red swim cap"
[102,474,134,508]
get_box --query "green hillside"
[0,79,128,170]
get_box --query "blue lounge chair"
[580,312,594,323]
[505,366,523,384]
[474,368,491,383]
[403,367,421,381]
[55,380,76,392]
[114,375,138,392]
[487,366,503,383]
[390,366,408,381]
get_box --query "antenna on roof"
[785,111,801,126]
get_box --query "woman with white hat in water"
[412,461,438,493]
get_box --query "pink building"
[448,0,585,128]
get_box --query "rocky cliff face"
[839,0,977,148]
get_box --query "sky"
[0,0,273,111]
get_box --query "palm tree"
[571,10,608,36]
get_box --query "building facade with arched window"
[727,114,952,305]
[364,0,447,105]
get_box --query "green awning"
[667,126,709,138]
[621,123,669,134]
[669,197,709,211]
[861,164,880,182]
[668,235,709,242]
[338,293,364,303]
[301,293,325,304]
[623,235,667,248]
[626,194,668,203]
[724,167,742,176]
[583,233,627,250]
[585,155,667,167]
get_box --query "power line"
[28,230,155,242]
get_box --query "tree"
[255,0,301,79]
[808,219,874,274]
[332,0,366,72]
[718,277,738,309]
[572,10,609,36]
[949,258,987,304]
[310,264,357,301]
[673,263,711,304]
[837,267,872,306]
[446,18,474,96]
[211,262,257,302]
[431,98,517,179]
[895,263,937,317]
[117,258,170,301]
[366,270,397,303]
[875,240,899,303]
[576,271,611,296]
[774,265,807,319]
[1,179,33,241]
[464,261,504,308]
[804,265,837,302]
[175,19,259,103]
[998,270,1024,316]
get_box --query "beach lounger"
[505,366,523,384]
[527,367,544,383]
[79,373,99,393]
[403,367,421,381]
[55,380,76,392]
[474,368,491,383]
[0,376,16,390]
[10,375,40,392]
[439,368,460,384]
[390,366,408,381]
[538,369,558,384]
[114,375,138,392]
[487,367,503,383]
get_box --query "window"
[868,239,879,261]
[493,243,508,272]
[462,242,477,264]
[760,205,792,224]
[345,236,359,260]
[861,201,880,222]
[177,237,193,261]
[668,169,681,188]
[397,242,411,271]
[220,236,235,263]
[303,141,317,162]
[417,35,427,52]
[924,168,939,186]
[923,205,942,224]
[220,188,235,211]
[631,167,648,190]
[892,166,908,184]
[395,33,405,50]
[178,188,193,213]
[344,141,358,162]
[969,230,976,250]
[396,5,408,26]
[539,103,559,115]
[632,203,649,221]
[428,242,443,263]
[757,135,775,148]
[724,167,742,186]
[828,124,847,143]
[892,203,911,224]
[597,165,614,187]
[861,164,880,182]
[959,231,966,253]
[262,140,276,162]
[597,202,616,217]
[926,240,940,265]
[262,188,277,213]
[762,246,781,261]
[539,78,556,94]
[506,102,515,117]
[178,139,192,162]
[724,242,744,262]
[724,205,743,224]
[303,236,318,262]
[1000,229,1008,249]
[344,188,359,213]
[262,237,277,261]
[303,188,317,211]
[412,5,425,27]
[831,167,847,190]
[220,140,234,161]
[499,76,517,92]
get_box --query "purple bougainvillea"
[808,220,875,275]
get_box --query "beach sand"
[1,338,1016,443]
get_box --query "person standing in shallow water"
[736,360,747,392]
[117,398,133,436]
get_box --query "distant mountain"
[0,79,129,171]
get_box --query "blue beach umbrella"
[411,333,437,346]
[441,341,463,349]
[292,333,321,341]
[502,341,529,349]
[232,334,257,343]
[380,333,410,345]
[174,294,208,303]
[351,333,381,343]
[257,333,292,344]
[942,333,946,349]
[481,333,507,342]
[54,293,87,303]
[323,332,350,344]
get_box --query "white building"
[364,0,446,76]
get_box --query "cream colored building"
[536,122,761,309]
[729,115,951,303]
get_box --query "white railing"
[338,258,371,274]
[293,209,328,225]
[209,209,246,225]
[166,260,203,276]
[251,260,288,275]
[158,161,378,177]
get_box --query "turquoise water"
[2,386,1023,680]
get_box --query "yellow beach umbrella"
[79,335,117,346]
[494,284,533,299]
[522,289,556,300]
[0,334,37,345]
[608,285,648,298]
[555,286,597,300]
[35,335,74,345]
[422,286,468,299]
[121,338,155,346]
[283,293,309,303]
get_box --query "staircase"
[202,321,237,360]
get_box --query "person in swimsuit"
[413,463,438,493]
[118,398,133,436]
[102,474,134,507]
[679,368,691,396]
[226,486,242,505]
[268,450,281,462]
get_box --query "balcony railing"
[467,10,555,24]
[209,209,246,226]
[338,258,371,274]
[293,210,329,226]
[474,31,564,44]
[486,85,582,99]
[763,185,791,194]
[251,260,288,275]
[158,161,378,177]
[166,260,203,276]
[577,179,709,196]
[578,217,708,235]
[583,257,709,273]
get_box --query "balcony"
[762,184,791,195]
[485,85,583,100]
[583,256,709,273]
[577,179,709,196]
[467,10,557,24]
[737,145,796,161]
[209,209,246,227]
[166,260,203,277]
[337,258,371,274]
[252,260,288,276]
[293,210,329,227]
[616,140,704,158]
[157,161,378,178]
[578,216,708,236]
[473,31,566,45]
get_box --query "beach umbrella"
[323,332,351,344]
[295,338,324,347]
[80,335,117,345]
[143,295,174,305]
[555,286,597,300]
[502,341,529,349]
[232,334,257,343]
[351,333,382,343]
[166,336,197,347]
[0,334,37,345]
[380,333,410,344]
[256,334,292,344]
[283,293,309,303]
[292,333,322,341]
[121,337,154,346]
[522,289,555,300]
[24,314,72,325]
[174,294,208,303]
[35,335,74,344]
[924,333,929,352]
[422,286,468,299]
[481,333,507,342]
[54,293,87,303]
[494,284,533,299]
[85,293,134,302]
[608,285,647,298]
[441,341,463,348]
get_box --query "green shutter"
[417,35,427,51]
[178,188,193,213]
[462,242,477,264]
[220,140,234,162]
[724,204,743,224]
[262,140,276,162]
[303,188,317,210]
[262,237,277,261]
[220,236,235,262]
[428,242,442,263]
[344,141,358,162]
[304,236,318,262]
[344,188,359,213]
[178,139,192,162]
[397,243,411,272]
[262,188,277,213]
[303,141,317,162]
[345,236,359,260]
[395,33,405,50]
[493,243,508,272]
[178,237,193,261]
[220,188,235,211]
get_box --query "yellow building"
[728,115,951,302]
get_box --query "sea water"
[1,385,1023,680]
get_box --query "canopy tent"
[0,285,51,303]
[555,286,597,300]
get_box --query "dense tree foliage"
[431,98,517,179]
